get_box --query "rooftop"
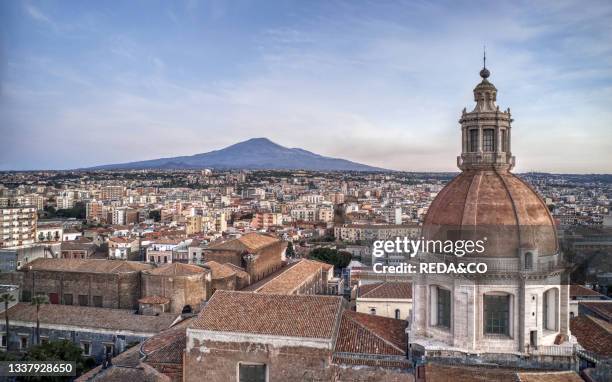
[145,262,207,277]
[570,314,612,358]
[570,284,605,298]
[207,232,280,252]
[190,290,343,339]
[255,259,325,294]
[358,282,412,299]
[24,258,153,274]
[334,310,406,356]
[0,303,176,334]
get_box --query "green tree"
[148,210,161,222]
[0,293,16,352]
[23,340,96,381]
[285,242,295,258]
[31,295,49,345]
[309,247,352,268]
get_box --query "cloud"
[1,0,611,172]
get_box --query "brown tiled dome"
[423,169,558,258]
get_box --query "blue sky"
[1,0,611,172]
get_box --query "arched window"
[369,308,376,315]
[395,309,401,320]
[543,288,559,331]
[484,293,510,336]
[524,252,533,270]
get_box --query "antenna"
[483,45,487,69]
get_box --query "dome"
[423,169,558,258]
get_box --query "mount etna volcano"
[87,138,386,172]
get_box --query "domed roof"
[423,169,558,258]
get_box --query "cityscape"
[1,1,612,382]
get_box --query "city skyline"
[1,0,612,173]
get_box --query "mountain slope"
[87,138,387,172]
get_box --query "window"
[484,295,509,335]
[20,336,28,349]
[501,129,508,152]
[543,289,559,331]
[369,308,376,315]
[21,290,31,302]
[468,129,478,152]
[483,129,495,152]
[395,309,401,320]
[1,334,6,347]
[437,288,451,328]
[63,294,73,305]
[78,295,88,306]
[81,342,91,356]
[104,343,113,356]
[239,363,266,382]
[524,252,533,271]
[93,296,103,308]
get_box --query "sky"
[1,0,611,173]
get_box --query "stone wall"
[142,273,207,313]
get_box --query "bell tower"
[457,55,515,171]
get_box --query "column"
[477,126,483,153]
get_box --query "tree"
[285,242,295,258]
[0,293,16,352]
[31,295,49,346]
[24,340,96,381]
[309,247,352,268]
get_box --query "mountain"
[87,138,387,172]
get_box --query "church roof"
[145,263,207,276]
[423,170,558,258]
[25,258,152,274]
[358,282,412,299]
[206,232,280,252]
[190,291,343,339]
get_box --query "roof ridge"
[344,311,404,353]
[361,282,385,298]
[586,314,612,333]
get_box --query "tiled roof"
[146,263,207,276]
[142,317,194,365]
[242,262,299,292]
[570,314,612,358]
[358,282,412,299]
[334,310,406,355]
[61,241,96,251]
[256,259,324,294]
[24,258,153,274]
[331,355,410,369]
[207,232,280,252]
[579,301,612,321]
[190,291,343,339]
[516,371,583,382]
[423,363,520,382]
[0,303,176,333]
[570,284,604,298]
[203,261,239,279]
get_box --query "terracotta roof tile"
[570,314,612,358]
[203,261,238,279]
[358,282,412,299]
[146,263,207,276]
[579,301,612,321]
[25,258,153,274]
[256,259,324,294]
[0,303,176,333]
[516,371,583,382]
[334,310,406,355]
[190,291,343,339]
[570,284,604,298]
[207,232,280,252]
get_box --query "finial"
[483,45,486,69]
[479,46,490,79]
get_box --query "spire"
[480,46,490,79]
